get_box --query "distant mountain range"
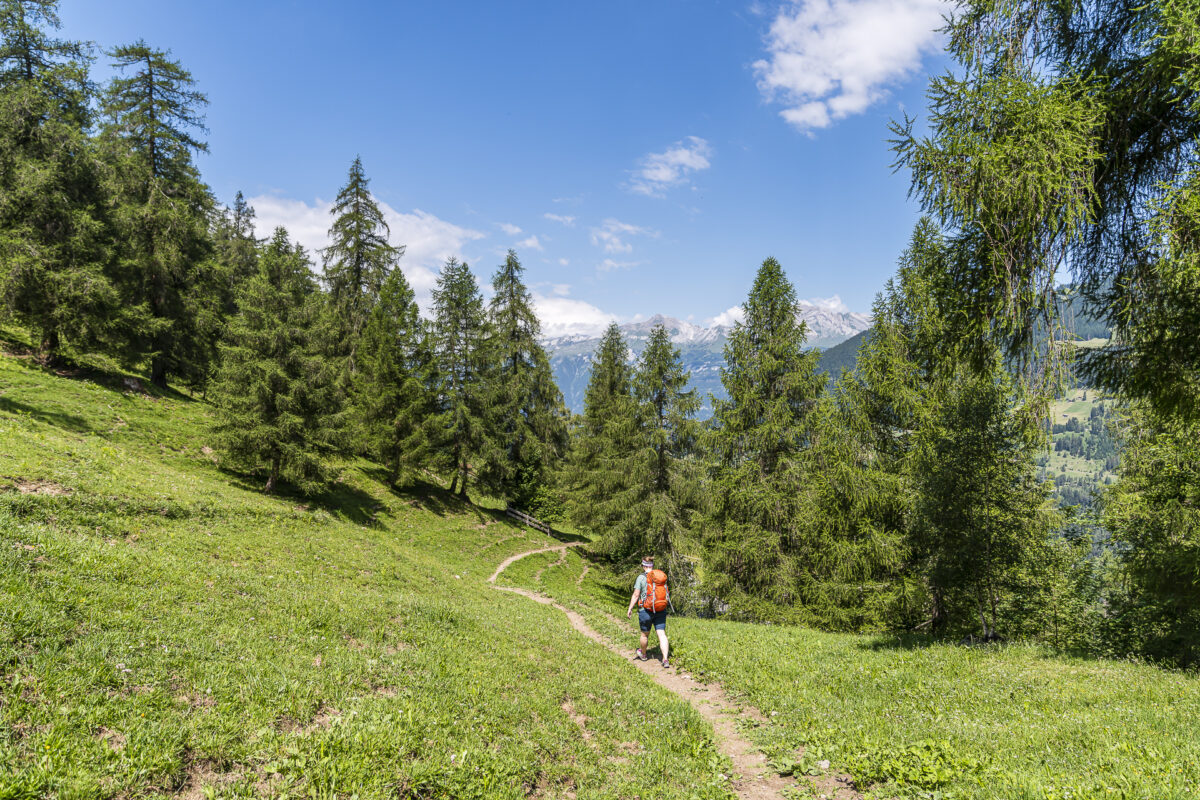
[544,305,874,417]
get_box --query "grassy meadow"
[0,348,735,800]
[510,547,1200,800]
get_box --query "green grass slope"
[513,550,1200,800]
[0,352,734,800]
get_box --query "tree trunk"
[265,455,280,493]
[39,327,60,365]
[150,353,168,389]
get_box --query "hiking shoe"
[661,659,670,668]
[635,649,647,661]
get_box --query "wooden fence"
[505,505,551,535]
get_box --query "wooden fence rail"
[505,505,551,535]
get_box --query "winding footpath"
[489,543,863,800]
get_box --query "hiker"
[626,556,670,668]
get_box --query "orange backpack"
[642,569,669,613]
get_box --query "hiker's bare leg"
[655,629,669,661]
[639,631,649,653]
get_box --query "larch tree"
[352,266,434,487]
[478,250,567,507]
[100,40,213,387]
[0,0,120,361]
[892,0,1200,419]
[321,156,402,375]
[211,228,341,494]
[702,257,826,617]
[430,257,493,498]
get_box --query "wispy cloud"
[629,136,713,196]
[497,222,523,236]
[515,235,544,251]
[543,213,576,227]
[589,218,657,255]
[598,258,640,273]
[755,0,947,132]
[250,193,485,312]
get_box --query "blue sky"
[60,0,950,336]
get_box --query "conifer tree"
[322,156,402,373]
[211,228,341,493]
[908,358,1056,638]
[215,191,259,287]
[0,0,119,361]
[430,257,492,498]
[477,250,567,506]
[352,267,434,486]
[891,0,1200,417]
[568,322,637,534]
[583,324,700,573]
[100,40,213,387]
[702,257,826,615]
[1103,407,1200,665]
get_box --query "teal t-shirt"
[635,573,647,603]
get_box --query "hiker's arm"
[626,588,639,617]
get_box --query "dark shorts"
[638,608,668,632]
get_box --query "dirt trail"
[489,544,862,800]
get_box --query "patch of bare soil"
[561,699,593,742]
[177,760,241,800]
[490,545,866,800]
[97,727,126,752]
[10,478,71,496]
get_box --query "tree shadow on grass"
[855,631,942,651]
[220,468,385,528]
[379,472,473,519]
[0,395,95,434]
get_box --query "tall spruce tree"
[568,322,638,535]
[215,191,259,287]
[352,267,434,486]
[430,257,493,498]
[579,324,699,576]
[1103,407,1200,666]
[908,358,1056,638]
[702,257,826,616]
[100,40,213,387]
[211,228,341,493]
[321,156,402,374]
[477,250,567,506]
[0,0,119,360]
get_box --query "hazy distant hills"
[544,305,873,416]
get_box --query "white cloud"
[515,235,544,251]
[533,293,618,338]
[250,193,485,311]
[754,0,948,132]
[544,213,576,227]
[709,305,746,327]
[589,218,657,255]
[498,222,523,236]
[629,136,714,196]
[557,257,570,266]
[801,294,849,312]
